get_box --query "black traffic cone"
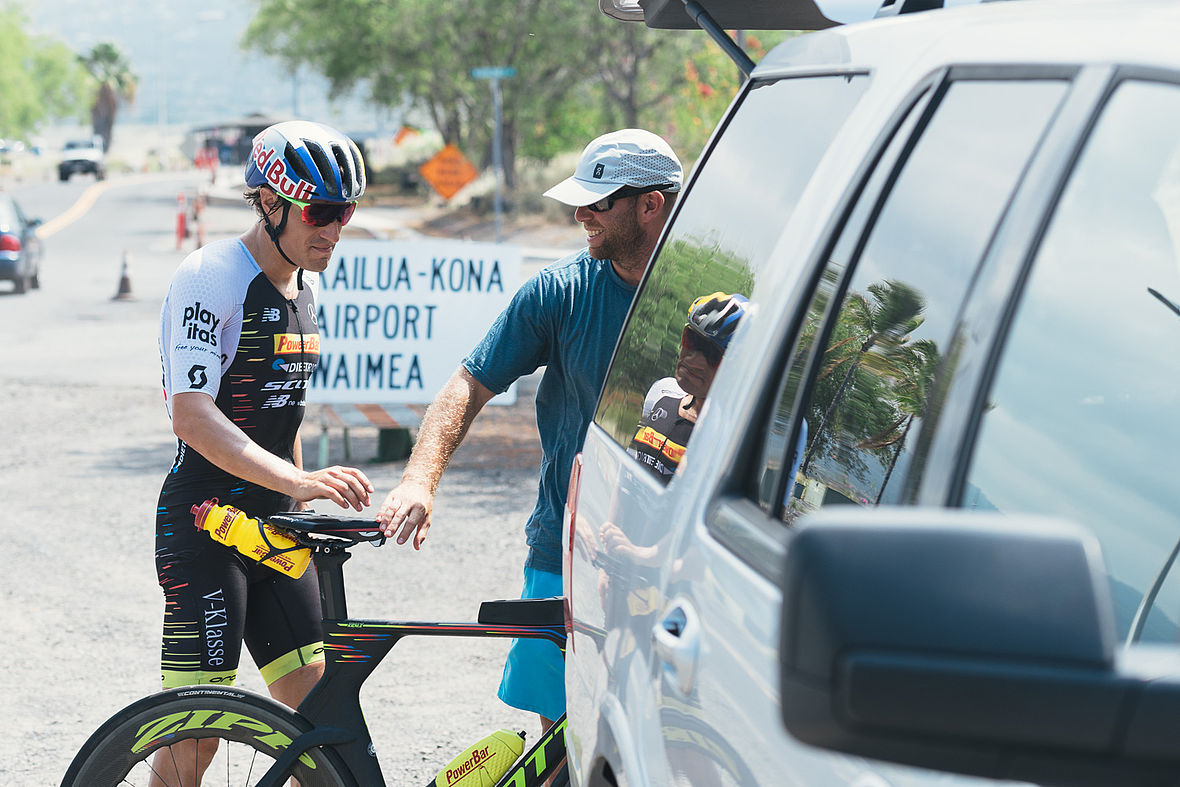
[112,251,134,301]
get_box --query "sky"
[16,0,389,135]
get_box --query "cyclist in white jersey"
[153,120,373,786]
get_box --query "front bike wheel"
[62,685,356,787]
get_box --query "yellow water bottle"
[429,729,526,787]
[191,499,311,579]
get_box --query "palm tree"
[864,338,941,503]
[79,43,136,153]
[800,279,926,478]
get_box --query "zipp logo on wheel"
[187,365,208,388]
[131,709,317,769]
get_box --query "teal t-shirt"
[464,249,636,573]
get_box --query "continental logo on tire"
[132,710,317,769]
[274,333,320,355]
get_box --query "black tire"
[61,685,356,787]
[12,274,27,294]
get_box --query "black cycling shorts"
[155,493,323,689]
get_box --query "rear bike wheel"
[61,685,356,787]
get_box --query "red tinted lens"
[682,328,723,365]
[301,202,355,227]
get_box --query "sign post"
[471,66,516,244]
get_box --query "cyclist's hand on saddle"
[375,481,432,549]
[293,465,374,511]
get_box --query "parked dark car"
[0,195,43,294]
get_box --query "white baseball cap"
[543,128,682,207]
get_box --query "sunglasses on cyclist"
[681,326,724,366]
[276,193,357,227]
[585,183,675,213]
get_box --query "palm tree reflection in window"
[795,279,940,510]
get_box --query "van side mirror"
[779,509,1180,787]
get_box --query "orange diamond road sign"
[419,143,479,200]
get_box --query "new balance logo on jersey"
[262,394,297,409]
[261,307,282,322]
[182,301,220,346]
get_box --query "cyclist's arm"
[376,366,496,547]
[171,391,373,511]
[291,432,312,511]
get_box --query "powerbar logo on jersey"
[252,139,317,201]
[273,333,321,355]
[182,302,221,346]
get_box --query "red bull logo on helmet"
[252,139,317,201]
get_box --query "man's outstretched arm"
[376,366,496,548]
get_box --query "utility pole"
[471,66,516,244]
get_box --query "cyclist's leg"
[243,558,326,711]
[154,502,252,786]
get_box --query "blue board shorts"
[497,566,565,720]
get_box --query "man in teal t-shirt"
[377,128,682,733]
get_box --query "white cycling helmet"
[245,120,365,203]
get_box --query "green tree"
[244,0,719,190]
[867,338,940,503]
[0,6,89,140]
[79,42,137,153]
[666,31,796,156]
[801,279,927,479]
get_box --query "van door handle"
[652,598,700,695]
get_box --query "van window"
[594,74,869,482]
[965,80,1180,643]
[769,78,1068,520]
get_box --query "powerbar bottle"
[191,499,311,579]
[430,729,526,787]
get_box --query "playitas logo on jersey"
[182,302,221,346]
[273,333,321,355]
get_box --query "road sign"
[471,66,516,80]
[418,143,478,201]
[309,239,521,405]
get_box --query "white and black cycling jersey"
[158,238,319,489]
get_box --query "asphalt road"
[0,171,545,785]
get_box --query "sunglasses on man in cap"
[585,183,677,213]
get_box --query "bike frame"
[254,545,568,787]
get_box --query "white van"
[563,1,1180,785]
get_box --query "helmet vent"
[304,139,340,198]
[332,144,357,198]
[283,142,316,185]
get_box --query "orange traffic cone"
[112,251,134,301]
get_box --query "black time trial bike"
[61,511,569,787]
